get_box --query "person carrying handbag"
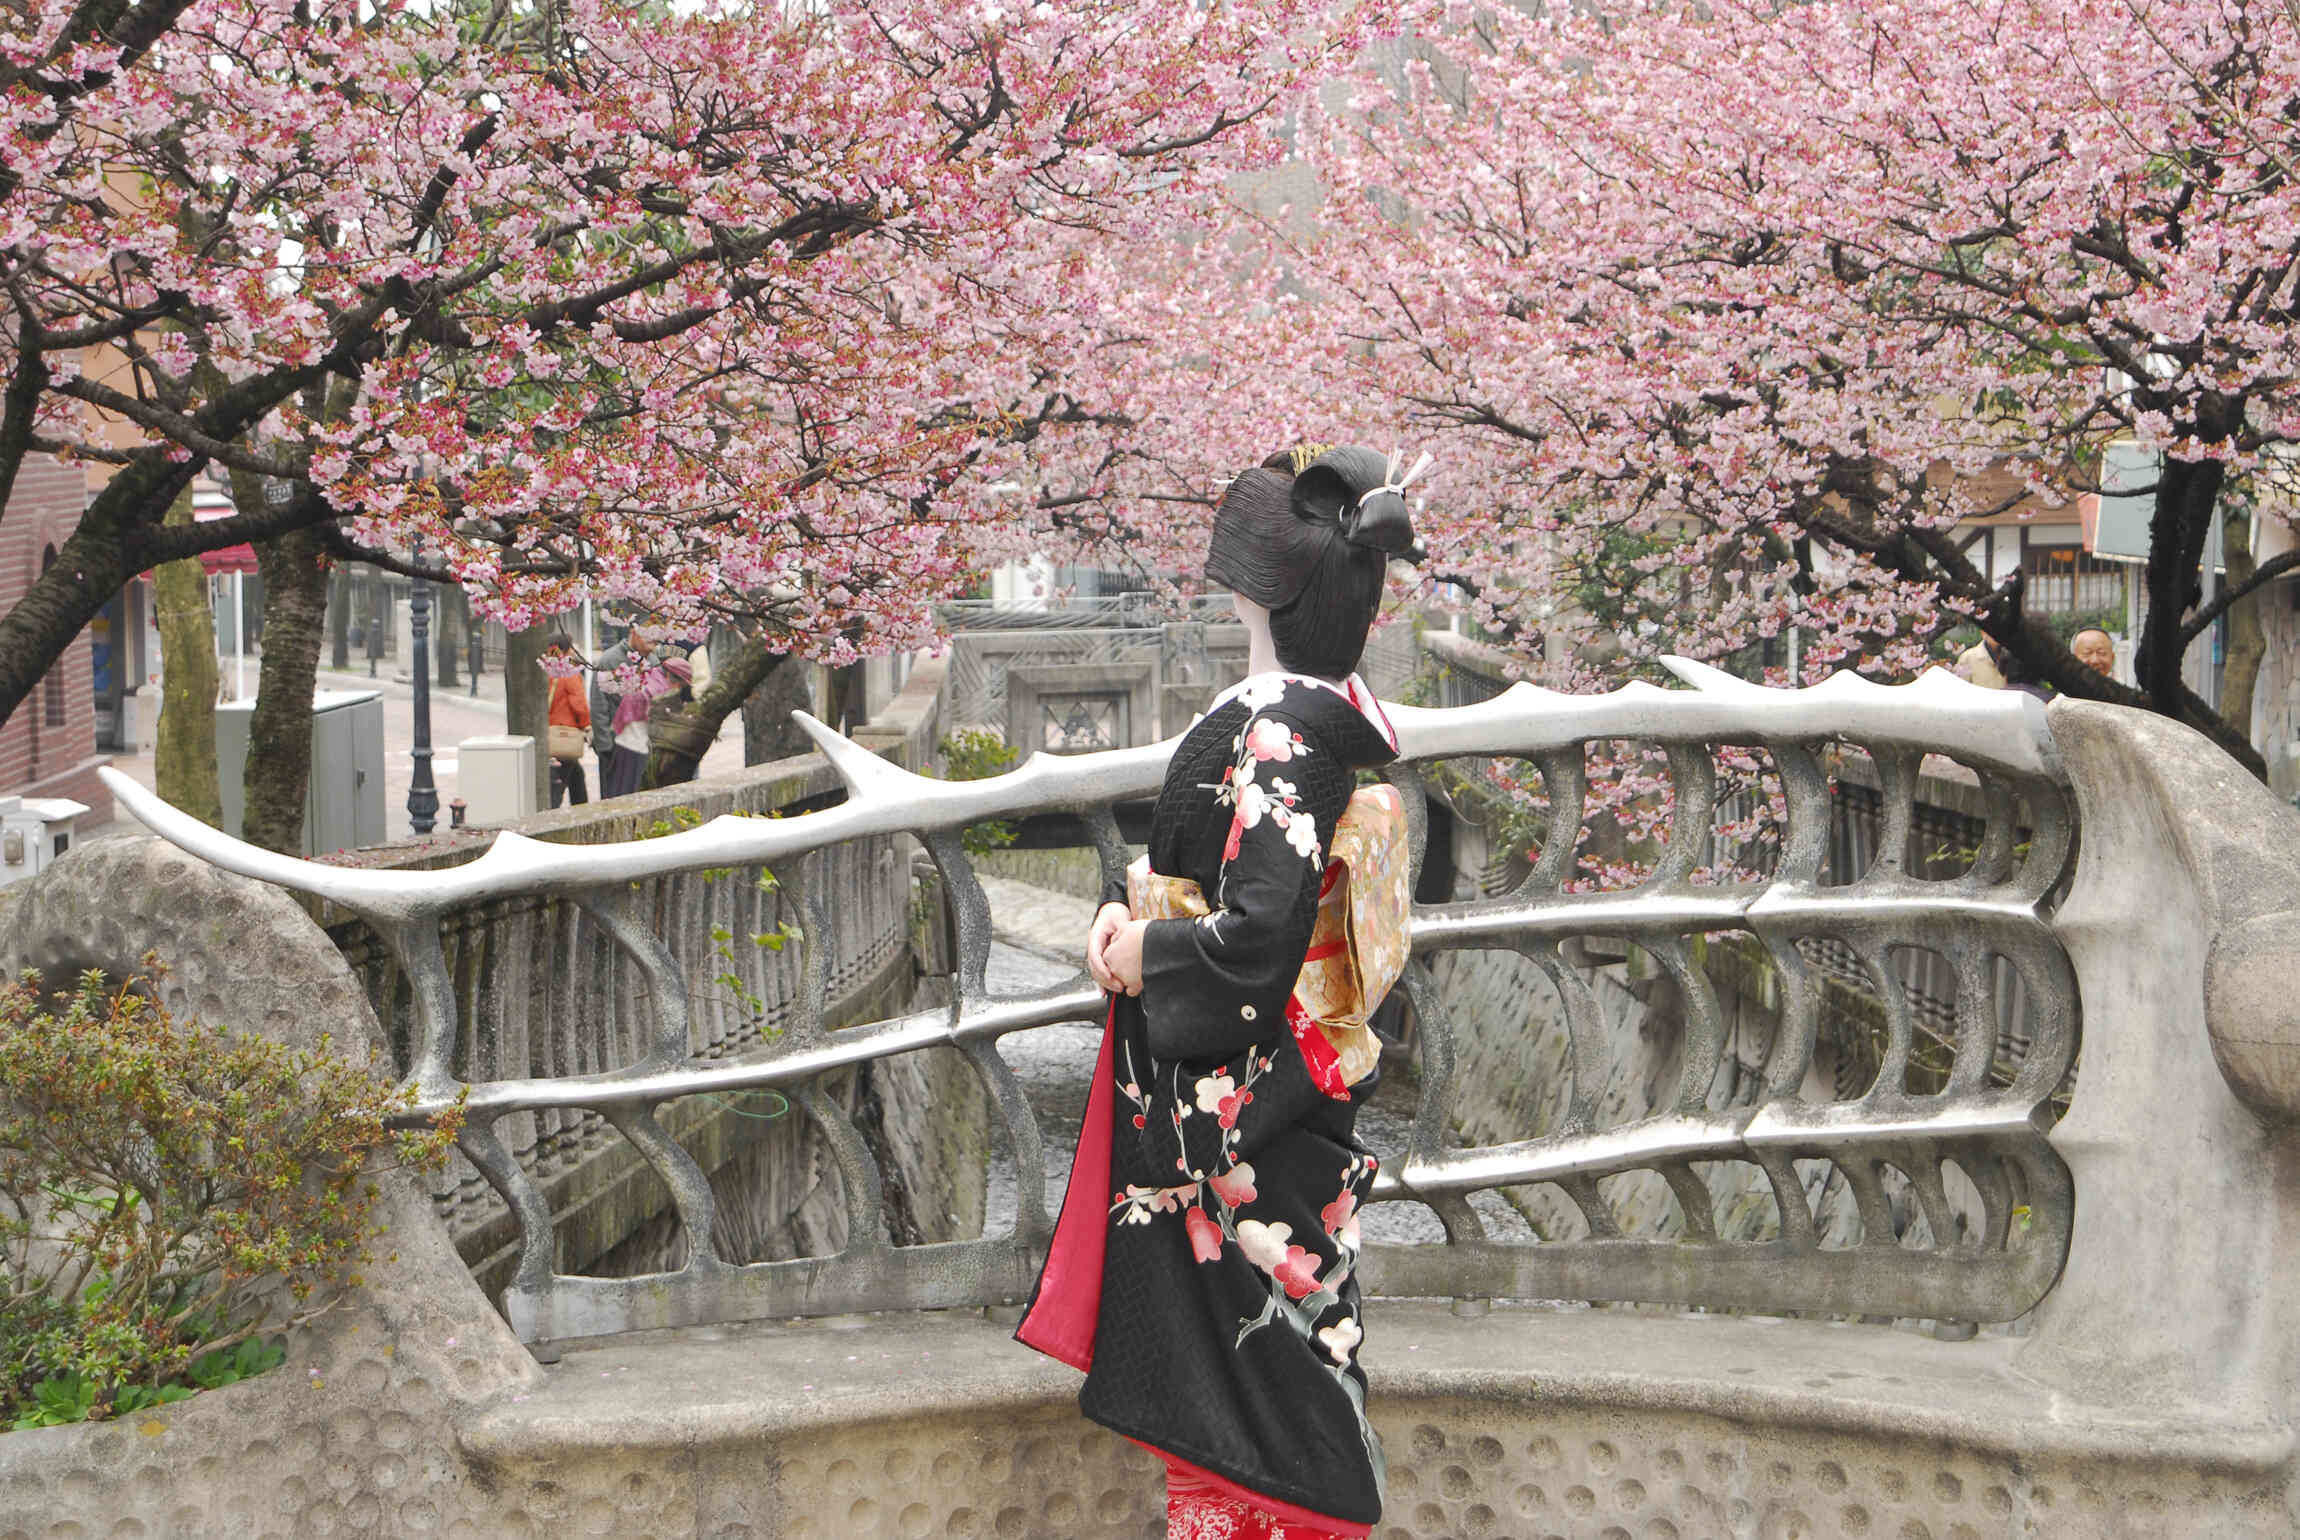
[544,632,591,807]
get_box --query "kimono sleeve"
[1137,711,1345,1063]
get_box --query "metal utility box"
[217,688,385,856]
[0,795,90,888]
[457,735,537,827]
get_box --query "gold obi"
[1128,782,1412,1090]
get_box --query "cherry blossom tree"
[1062,0,2300,779]
[0,0,1401,816]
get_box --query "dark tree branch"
[137,484,334,561]
[2181,545,2300,640]
[53,377,309,479]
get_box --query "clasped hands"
[1087,901,1148,996]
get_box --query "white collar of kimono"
[1206,670,1399,753]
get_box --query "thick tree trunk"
[2133,449,2267,777]
[329,564,351,670]
[437,583,461,689]
[650,636,796,785]
[828,660,868,734]
[153,485,222,827]
[742,650,815,764]
[2219,504,2266,752]
[241,512,328,855]
[2135,455,2221,710]
[503,622,552,813]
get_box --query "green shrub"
[0,963,461,1430]
[936,728,1021,855]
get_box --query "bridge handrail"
[103,657,2081,1345]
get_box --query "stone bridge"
[4,654,2300,1540]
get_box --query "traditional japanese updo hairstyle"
[1203,444,1425,679]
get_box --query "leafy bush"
[936,728,1021,855]
[0,963,460,1430]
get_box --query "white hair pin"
[1373,447,1434,500]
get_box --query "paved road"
[977,876,1534,1247]
[92,664,747,845]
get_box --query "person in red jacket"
[544,632,591,807]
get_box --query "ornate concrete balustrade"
[304,661,943,1291]
[4,662,2299,1538]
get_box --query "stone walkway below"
[974,874,1533,1247]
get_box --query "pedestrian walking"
[601,652,690,799]
[588,623,656,764]
[1016,445,1428,1539]
[544,632,591,808]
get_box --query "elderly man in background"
[2070,628,2116,678]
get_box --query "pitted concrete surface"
[459,1302,2296,1540]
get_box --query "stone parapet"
[20,653,2300,1537]
[455,1304,2293,1540]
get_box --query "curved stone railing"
[293,661,942,1290]
[106,658,2079,1343]
[19,669,2300,1538]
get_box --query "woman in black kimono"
[1017,445,1425,1539]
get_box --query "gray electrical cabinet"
[217,688,385,856]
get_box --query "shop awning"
[198,541,259,576]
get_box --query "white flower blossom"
[1235,1218,1293,1273]
[1237,675,1288,709]
[1282,809,1322,861]
[1317,1316,1363,1365]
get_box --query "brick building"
[0,454,111,821]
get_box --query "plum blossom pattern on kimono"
[1215,717,1323,872]
[1113,1037,1382,1440]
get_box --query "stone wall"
[973,844,1118,907]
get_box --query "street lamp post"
[408,568,439,835]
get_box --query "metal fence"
[115,657,2078,1343]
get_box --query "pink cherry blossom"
[0,0,1415,725]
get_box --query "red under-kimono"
[1017,672,1399,1536]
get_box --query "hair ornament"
[1371,447,1434,503]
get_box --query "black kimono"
[1018,672,1399,1531]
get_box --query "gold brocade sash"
[1127,783,1412,1089]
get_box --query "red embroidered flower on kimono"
[1194,1072,1253,1127]
[1222,811,1245,862]
[1273,1245,1323,1299]
[1184,1204,1223,1264]
[1236,1220,1324,1299]
[1320,1190,1361,1250]
[1208,1162,1257,1209]
[1218,1086,1252,1129]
